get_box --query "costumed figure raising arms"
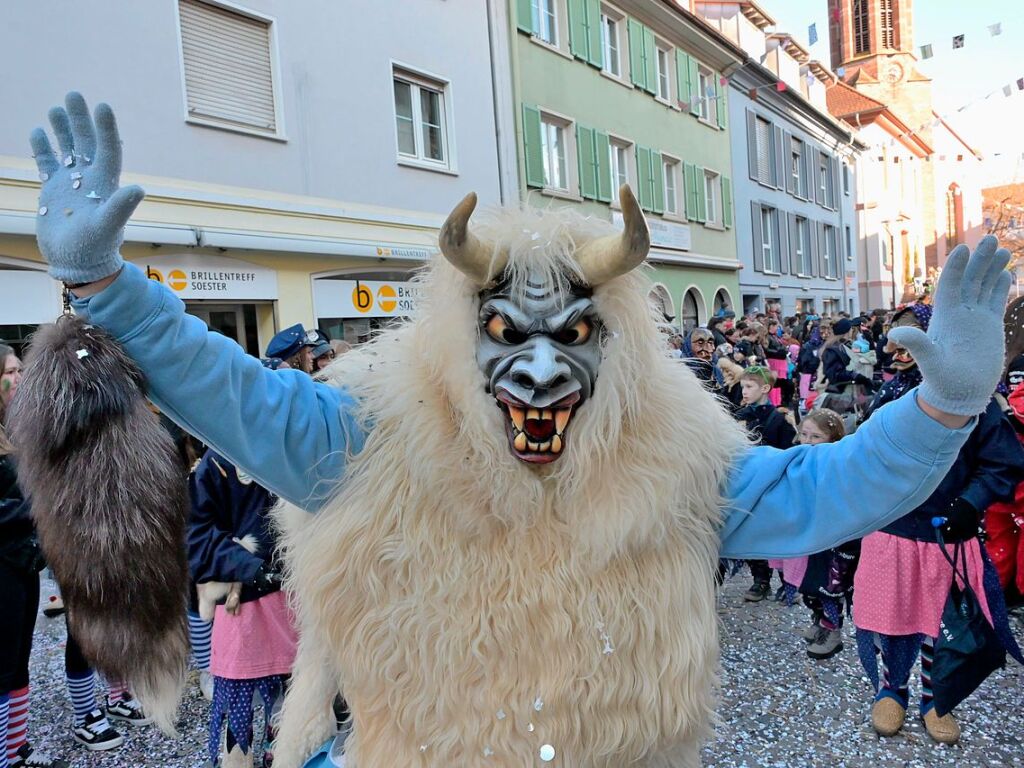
[8,93,1019,768]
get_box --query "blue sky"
[764,1,1024,185]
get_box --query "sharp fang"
[542,409,552,421]
[527,408,540,421]
[527,440,540,452]
[551,435,563,453]
[509,406,525,430]
[514,431,528,452]
[554,408,571,434]
[539,441,551,452]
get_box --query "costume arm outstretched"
[720,391,972,558]
[31,93,361,510]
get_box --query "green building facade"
[509,0,745,330]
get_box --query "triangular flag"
[832,7,840,21]
[1004,84,1013,97]
[836,66,846,77]
[705,85,716,98]
[680,100,690,111]
[920,44,933,59]
[952,34,965,49]
[748,88,758,101]
[808,23,818,46]
[957,154,963,161]
[988,22,1002,36]
[1017,77,1024,90]
[776,81,787,92]
[719,75,728,86]
[759,51,769,64]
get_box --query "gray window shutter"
[784,132,794,195]
[831,158,841,210]
[751,202,763,272]
[746,109,758,181]
[179,0,278,134]
[773,126,786,190]
[817,221,826,276]
[777,208,789,274]
[815,152,825,205]
[807,218,818,276]
[805,147,815,203]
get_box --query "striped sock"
[189,611,212,671]
[66,671,97,726]
[106,680,130,705]
[6,686,28,762]
[920,636,935,713]
[0,692,9,768]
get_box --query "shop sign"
[315,279,421,318]
[0,268,61,324]
[134,254,278,300]
[375,245,432,260]
[612,212,691,251]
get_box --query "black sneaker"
[106,693,153,727]
[743,582,770,602]
[73,709,124,751]
[10,744,70,768]
[773,584,787,602]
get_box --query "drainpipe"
[486,0,519,205]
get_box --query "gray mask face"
[476,274,603,464]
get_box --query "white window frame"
[818,154,829,206]
[703,169,721,227]
[539,109,577,197]
[607,134,634,208]
[600,5,625,80]
[796,217,812,276]
[391,64,457,174]
[697,65,717,125]
[533,0,559,45]
[662,154,682,219]
[790,138,804,198]
[760,206,777,273]
[654,39,673,104]
[174,0,287,141]
[822,224,836,279]
[529,0,570,54]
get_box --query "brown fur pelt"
[9,315,188,735]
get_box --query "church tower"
[827,0,933,136]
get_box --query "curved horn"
[576,185,650,285]
[438,192,507,285]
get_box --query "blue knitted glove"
[888,235,1011,417]
[30,92,144,284]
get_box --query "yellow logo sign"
[168,269,188,291]
[146,267,164,284]
[352,281,374,313]
[376,285,397,312]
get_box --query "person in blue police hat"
[265,325,317,375]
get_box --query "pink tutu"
[853,531,992,638]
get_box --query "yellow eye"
[554,318,592,345]
[485,314,528,345]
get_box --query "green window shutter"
[683,162,696,221]
[568,0,587,59]
[586,0,603,67]
[688,57,700,117]
[696,166,707,222]
[521,104,544,188]
[642,26,657,95]
[594,130,612,202]
[636,145,652,211]
[516,0,535,34]
[651,151,664,214]
[716,73,728,130]
[628,19,646,88]
[675,50,691,107]
[576,125,597,200]
[722,176,733,228]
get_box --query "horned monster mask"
[439,185,650,464]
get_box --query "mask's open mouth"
[495,390,580,464]
[891,347,916,370]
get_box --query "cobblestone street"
[25,577,1024,766]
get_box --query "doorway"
[187,303,261,356]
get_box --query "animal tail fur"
[9,315,189,736]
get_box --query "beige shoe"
[871,696,906,736]
[923,708,961,744]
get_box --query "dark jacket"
[880,399,1024,541]
[0,454,31,542]
[797,343,821,376]
[735,402,796,450]
[765,335,788,361]
[187,449,280,605]
[822,344,857,388]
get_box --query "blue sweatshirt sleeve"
[719,390,975,558]
[187,453,264,584]
[70,263,364,510]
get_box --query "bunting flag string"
[917,20,1005,60]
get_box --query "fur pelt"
[9,315,188,736]
[273,206,748,767]
[197,534,260,620]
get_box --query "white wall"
[0,0,503,214]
